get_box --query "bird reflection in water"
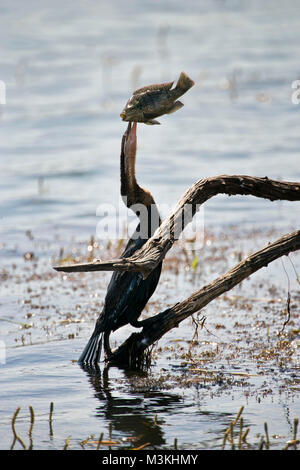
[80,363,183,449]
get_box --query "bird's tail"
[78,331,103,365]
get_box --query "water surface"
[0,0,299,450]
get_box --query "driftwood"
[53,174,300,367]
[54,175,300,279]
[108,229,300,367]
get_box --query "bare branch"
[53,175,300,277]
[108,230,300,366]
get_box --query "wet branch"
[108,229,300,366]
[53,175,300,278]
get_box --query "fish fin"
[133,81,174,95]
[167,100,184,114]
[145,119,161,125]
[175,72,194,92]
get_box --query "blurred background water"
[0,0,300,253]
[0,0,299,451]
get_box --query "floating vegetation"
[2,227,299,450]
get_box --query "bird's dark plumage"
[79,123,162,364]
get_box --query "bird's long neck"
[120,123,160,237]
[120,129,139,206]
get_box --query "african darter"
[78,122,162,364]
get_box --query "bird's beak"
[120,112,126,120]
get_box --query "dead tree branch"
[108,230,300,366]
[53,175,300,278]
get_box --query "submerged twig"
[96,432,104,450]
[63,435,71,450]
[108,421,113,451]
[233,406,244,426]
[258,437,265,450]
[264,422,270,450]
[186,314,204,359]
[283,418,299,450]
[229,422,235,450]
[221,406,254,450]
[283,439,300,450]
[49,402,54,437]
[279,259,291,335]
[28,406,35,450]
[10,408,26,450]
[238,417,243,449]
[287,254,300,285]
[241,427,250,444]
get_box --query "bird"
[78,122,162,364]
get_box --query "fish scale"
[120,71,194,125]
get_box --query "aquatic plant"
[9,403,299,451]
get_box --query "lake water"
[0,0,299,451]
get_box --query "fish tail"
[175,72,195,93]
[78,331,103,365]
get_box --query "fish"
[120,71,194,125]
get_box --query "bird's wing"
[98,259,162,333]
[98,269,143,331]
